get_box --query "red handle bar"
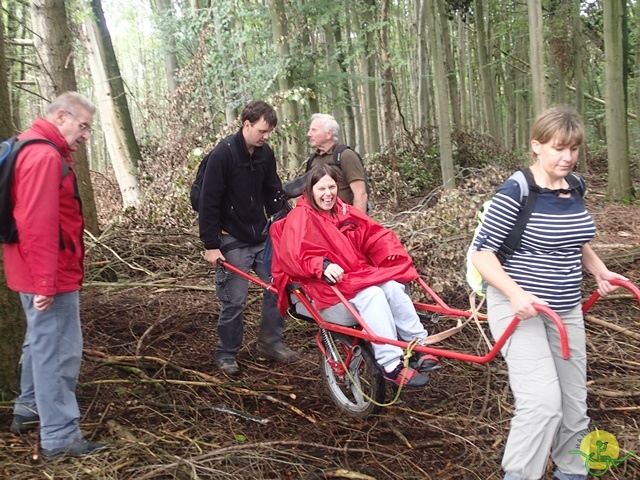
[325,284,570,363]
[582,278,640,314]
[216,261,570,363]
[217,260,278,294]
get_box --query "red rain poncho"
[270,196,419,314]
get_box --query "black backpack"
[0,136,65,243]
[305,145,372,206]
[190,135,240,212]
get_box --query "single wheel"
[320,332,385,418]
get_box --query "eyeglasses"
[65,110,92,133]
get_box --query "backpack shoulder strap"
[305,152,317,172]
[497,169,536,263]
[221,134,240,166]
[333,144,350,168]
[14,138,67,179]
[566,172,586,199]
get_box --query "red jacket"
[3,118,84,295]
[271,196,418,314]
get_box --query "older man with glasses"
[3,92,107,458]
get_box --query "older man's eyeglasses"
[65,110,92,133]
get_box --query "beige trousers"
[487,286,589,480]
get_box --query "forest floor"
[1,173,639,480]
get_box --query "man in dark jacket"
[199,100,299,376]
[4,92,107,458]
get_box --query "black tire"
[320,332,385,419]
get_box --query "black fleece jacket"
[198,129,284,250]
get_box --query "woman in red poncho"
[271,165,438,388]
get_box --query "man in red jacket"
[4,92,107,458]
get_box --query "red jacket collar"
[28,118,73,157]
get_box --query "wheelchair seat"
[288,288,358,327]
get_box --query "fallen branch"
[83,350,315,423]
[84,281,217,292]
[585,315,640,341]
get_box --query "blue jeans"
[14,291,83,450]
[214,234,284,361]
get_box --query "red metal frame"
[582,279,640,314]
[218,261,640,365]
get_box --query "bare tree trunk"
[380,0,394,149]
[457,16,468,128]
[416,0,433,137]
[7,2,26,132]
[603,0,632,200]
[437,0,460,129]
[528,0,548,115]
[474,0,499,139]
[269,0,302,168]
[154,0,180,94]
[84,0,142,207]
[0,8,12,137]
[573,3,587,173]
[0,7,23,399]
[211,9,238,125]
[85,22,140,208]
[322,24,343,123]
[30,0,100,235]
[362,0,380,154]
[426,0,454,190]
[331,19,356,147]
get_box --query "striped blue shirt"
[472,177,595,311]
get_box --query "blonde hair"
[530,106,584,157]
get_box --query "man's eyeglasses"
[65,110,92,133]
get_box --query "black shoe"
[217,357,241,377]
[41,438,108,459]
[257,343,300,364]
[10,414,40,434]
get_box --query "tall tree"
[154,0,181,94]
[474,0,499,140]
[330,17,356,147]
[456,15,467,128]
[573,2,587,173]
[527,0,547,115]
[427,0,454,189]
[416,0,433,135]
[603,0,632,200]
[269,0,302,167]
[30,0,100,235]
[362,0,381,154]
[436,0,461,129]
[84,0,142,207]
[0,2,24,399]
[380,0,394,148]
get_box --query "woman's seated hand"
[323,263,344,284]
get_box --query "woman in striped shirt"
[471,106,627,480]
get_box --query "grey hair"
[311,113,339,143]
[47,92,96,116]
